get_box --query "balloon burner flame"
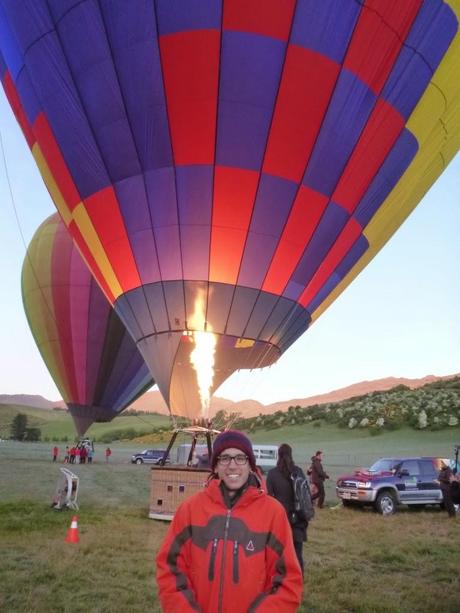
[188,293,216,419]
[190,331,217,419]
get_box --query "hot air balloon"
[2,1,460,421]
[22,213,154,435]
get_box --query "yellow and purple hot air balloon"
[22,213,154,435]
[2,1,460,420]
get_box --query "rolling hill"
[1,373,458,418]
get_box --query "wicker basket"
[149,465,211,520]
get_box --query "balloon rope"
[0,125,62,379]
[0,127,30,256]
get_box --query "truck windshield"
[368,459,400,472]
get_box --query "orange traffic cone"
[65,515,80,543]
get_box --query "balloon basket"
[149,425,220,520]
[149,466,212,520]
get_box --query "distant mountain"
[126,390,265,417]
[0,394,65,410]
[2,373,457,418]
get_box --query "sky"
[0,88,459,406]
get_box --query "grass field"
[1,426,459,612]
[0,404,170,441]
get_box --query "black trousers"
[441,486,456,517]
[293,539,304,575]
[315,481,325,508]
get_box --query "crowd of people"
[51,442,111,464]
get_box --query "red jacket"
[156,478,303,612]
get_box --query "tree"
[25,427,41,441]
[10,413,28,440]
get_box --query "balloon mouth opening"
[114,280,310,421]
[68,404,118,436]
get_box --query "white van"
[176,443,209,466]
[252,445,278,473]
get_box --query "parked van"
[175,442,278,472]
[252,445,278,473]
[176,443,209,466]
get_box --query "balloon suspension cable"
[133,412,171,430]
[0,128,29,253]
[0,127,63,350]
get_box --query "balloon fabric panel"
[263,45,340,183]
[262,186,329,295]
[223,0,295,43]
[51,220,79,402]
[160,30,219,165]
[343,1,421,95]
[210,166,258,284]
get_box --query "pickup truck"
[131,449,170,465]
[336,456,449,515]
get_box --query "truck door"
[418,459,441,501]
[396,460,420,502]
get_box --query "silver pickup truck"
[336,456,449,515]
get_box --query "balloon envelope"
[2,1,460,418]
[22,213,154,435]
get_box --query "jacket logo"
[246,540,255,552]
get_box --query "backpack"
[291,469,315,522]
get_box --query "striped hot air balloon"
[22,213,153,435]
[2,0,460,419]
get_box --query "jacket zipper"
[232,540,239,583]
[208,538,218,580]
[217,509,232,613]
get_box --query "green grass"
[0,404,170,440]
[1,428,459,612]
[0,502,161,613]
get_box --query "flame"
[190,330,217,418]
[188,292,217,419]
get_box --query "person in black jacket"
[266,444,308,575]
[438,461,456,517]
[310,451,329,509]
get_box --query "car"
[336,456,449,515]
[252,445,278,473]
[131,449,170,465]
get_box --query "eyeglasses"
[217,454,248,466]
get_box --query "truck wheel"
[375,491,396,515]
[136,458,143,464]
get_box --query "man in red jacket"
[156,430,303,612]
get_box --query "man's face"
[216,447,250,492]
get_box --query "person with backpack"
[266,444,312,575]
